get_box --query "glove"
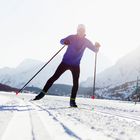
[95,42,101,48]
[64,40,70,45]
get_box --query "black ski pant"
[43,62,80,99]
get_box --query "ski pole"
[16,45,65,95]
[91,53,97,99]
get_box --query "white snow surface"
[0,92,140,140]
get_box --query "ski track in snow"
[0,92,140,140]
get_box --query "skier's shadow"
[0,105,34,112]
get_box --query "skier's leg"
[33,63,67,100]
[43,63,67,92]
[70,66,80,107]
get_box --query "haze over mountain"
[81,46,140,88]
[0,51,111,88]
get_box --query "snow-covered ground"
[0,92,140,140]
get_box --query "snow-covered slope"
[82,46,140,88]
[0,51,111,88]
[0,92,140,140]
[0,57,71,88]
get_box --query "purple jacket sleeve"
[85,39,99,53]
[60,36,70,45]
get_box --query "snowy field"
[0,92,140,140]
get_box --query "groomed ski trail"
[0,93,112,140]
[1,98,52,140]
[0,92,140,140]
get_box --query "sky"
[0,0,140,68]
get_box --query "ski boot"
[33,91,46,100]
[70,98,78,107]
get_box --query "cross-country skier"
[33,24,101,107]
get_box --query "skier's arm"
[86,40,100,53]
[60,36,70,45]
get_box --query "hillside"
[0,52,111,89]
[0,83,18,92]
[98,46,140,87]
[80,47,140,101]
[82,46,140,88]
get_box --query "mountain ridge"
[0,52,111,88]
[81,46,140,88]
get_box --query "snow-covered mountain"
[0,51,111,88]
[81,46,140,88]
[0,57,67,88]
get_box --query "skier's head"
[77,24,86,37]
